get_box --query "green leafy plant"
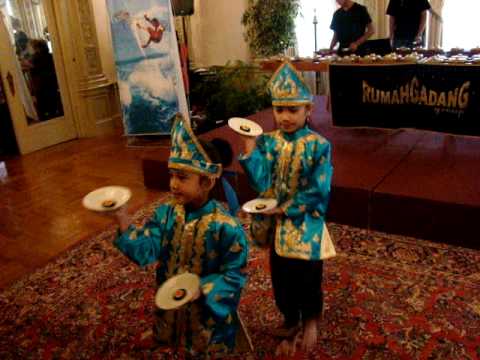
[242,0,300,57]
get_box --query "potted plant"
[242,0,300,57]
[190,61,271,132]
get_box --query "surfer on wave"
[136,14,165,48]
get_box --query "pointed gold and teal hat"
[168,114,222,178]
[268,60,313,106]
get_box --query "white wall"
[296,0,336,56]
[443,0,480,49]
[187,0,250,67]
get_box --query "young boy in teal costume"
[238,61,333,353]
[113,115,249,358]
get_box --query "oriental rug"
[1,201,479,359]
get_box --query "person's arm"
[242,135,256,157]
[115,205,131,232]
[238,135,274,194]
[200,222,248,322]
[350,22,374,51]
[386,0,397,46]
[330,32,339,51]
[389,16,396,46]
[329,13,338,51]
[114,204,170,266]
[415,10,428,44]
[350,5,375,51]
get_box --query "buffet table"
[329,63,480,136]
[260,59,329,73]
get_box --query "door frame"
[0,1,77,155]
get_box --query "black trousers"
[270,245,324,326]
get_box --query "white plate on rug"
[82,186,131,212]
[242,198,278,214]
[155,272,200,310]
[228,118,263,137]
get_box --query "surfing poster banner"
[106,0,188,135]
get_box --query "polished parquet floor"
[0,134,167,290]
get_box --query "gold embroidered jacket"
[115,198,248,357]
[239,126,333,260]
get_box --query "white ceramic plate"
[82,186,131,212]
[155,272,200,310]
[242,198,278,214]
[228,117,263,137]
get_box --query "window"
[442,0,480,50]
[295,0,336,57]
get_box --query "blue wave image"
[117,57,179,135]
[107,0,182,136]
[124,87,177,134]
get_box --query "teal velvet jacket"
[115,198,248,357]
[239,126,333,261]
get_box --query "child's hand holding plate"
[228,117,263,137]
[242,198,278,214]
[155,272,201,310]
[82,186,131,212]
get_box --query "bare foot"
[275,331,302,357]
[275,339,292,357]
[301,318,318,352]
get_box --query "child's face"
[273,105,310,133]
[169,169,213,206]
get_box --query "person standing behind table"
[329,0,375,56]
[387,0,431,49]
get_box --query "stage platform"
[143,96,480,249]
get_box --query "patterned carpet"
[1,201,480,359]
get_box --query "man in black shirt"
[330,0,374,55]
[387,0,431,49]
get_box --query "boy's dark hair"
[200,138,233,170]
[199,138,234,202]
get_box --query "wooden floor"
[0,134,167,290]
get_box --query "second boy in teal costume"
[238,61,333,353]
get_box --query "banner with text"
[329,64,480,136]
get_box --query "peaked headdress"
[168,115,222,178]
[268,60,313,106]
